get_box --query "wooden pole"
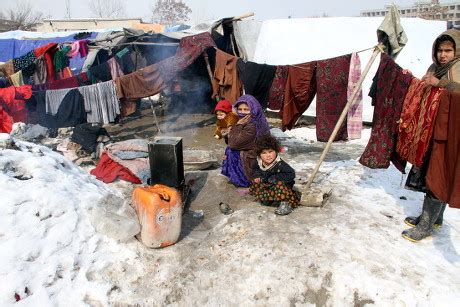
[304,45,384,190]
[203,52,220,102]
[148,97,162,134]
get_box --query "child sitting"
[249,134,300,215]
[214,99,239,140]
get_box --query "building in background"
[361,1,460,27]
[36,18,164,32]
[0,19,19,32]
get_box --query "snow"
[2,126,459,305]
[0,29,121,40]
[252,17,447,122]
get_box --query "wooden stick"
[225,12,255,22]
[203,52,220,101]
[148,97,162,134]
[304,45,383,190]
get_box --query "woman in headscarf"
[402,29,460,242]
[221,95,270,187]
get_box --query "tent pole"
[148,97,162,134]
[304,44,384,191]
[203,52,220,101]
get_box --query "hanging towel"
[359,54,413,172]
[396,79,444,167]
[347,52,363,140]
[281,62,317,131]
[107,57,124,79]
[268,65,289,111]
[236,59,276,109]
[78,80,120,124]
[115,63,165,100]
[316,54,351,142]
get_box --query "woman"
[221,95,270,187]
[402,29,460,242]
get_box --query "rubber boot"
[402,195,444,242]
[275,202,293,215]
[404,203,446,228]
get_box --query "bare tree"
[151,0,192,26]
[3,1,45,30]
[88,0,125,18]
[65,0,72,19]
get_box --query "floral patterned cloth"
[347,53,363,139]
[359,54,413,171]
[316,54,351,142]
[396,79,444,167]
[268,65,289,111]
[12,51,36,72]
[250,181,300,208]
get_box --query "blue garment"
[221,147,250,187]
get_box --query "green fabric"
[116,48,129,58]
[53,46,72,72]
[377,4,408,59]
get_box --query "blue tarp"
[0,32,97,73]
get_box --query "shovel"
[299,44,384,207]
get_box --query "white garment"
[78,80,120,124]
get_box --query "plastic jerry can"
[132,184,182,248]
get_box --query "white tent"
[236,17,447,122]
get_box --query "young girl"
[221,95,270,187]
[249,134,299,215]
[214,99,239,140]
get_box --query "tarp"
[250,17,447,122]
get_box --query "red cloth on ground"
[427,91,460,208]
[316,54,351,142]
[0,85,33,133]
[90,152,141,184]
[359,54,413,171]
[268,65,288,111]
[397,79,444,167]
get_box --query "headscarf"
[430,29,460,79]
[234,94,270,139]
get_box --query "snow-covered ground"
[1,127,459,305]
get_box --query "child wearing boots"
[214,99,239,140]
[249,134,300,215]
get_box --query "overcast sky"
[1,0,455,23]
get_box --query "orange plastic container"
[132,184,182,248]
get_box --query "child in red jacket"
[214,99,239,140]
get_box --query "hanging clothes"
[53,46,72,73]
[0,60,14,78]
[34,43,58,82]
[0,85,32,133]
[45,88,74,115]
[10,71,25,86]
[359,54,413,172]
[107,57,124,79]
[115,63,166,100]
[316,54,351,142]
[33,56,48,85]
[397,79,444,167]
[12,51,36,72]
[115,47,136,74]
[268,65,289,111]
[78,80,120,124]
[212,49,243,104]
[347,53,363,140]
[281,62,317,131]
[236,59,276,109]
[88,62,112,82]
[426,91,460,208]
[66,40,89,58]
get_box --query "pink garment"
[66,40,89,58]
[108,57,124,78]
[347,52,363,139]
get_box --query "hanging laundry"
[46,88,75,115]
[347,52,363,140]
[78,80,120,124]
[115,47,135,74]
[0,85,32,133]
[115,63,166,99]
[212,49,243,104]
[48,72,90,90]
[34,89,87,128]
[281,62,317,131]
[0,60,15,77]
[158,31,216,83]
[268,65,288,111]
[107,57,124,79]
[33,56,48,85]
[34,43,58,82]
[397,79,444,167]
[66,40,89,58]
[316,54,351,141]
[10,71,25,87]
[12,51,36,72]
[427,91,460,208]
[377,4,408,59]
[359,54,413,172]
[236,59,276,109]
[88,62,112,82]
[53,46,72,73]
